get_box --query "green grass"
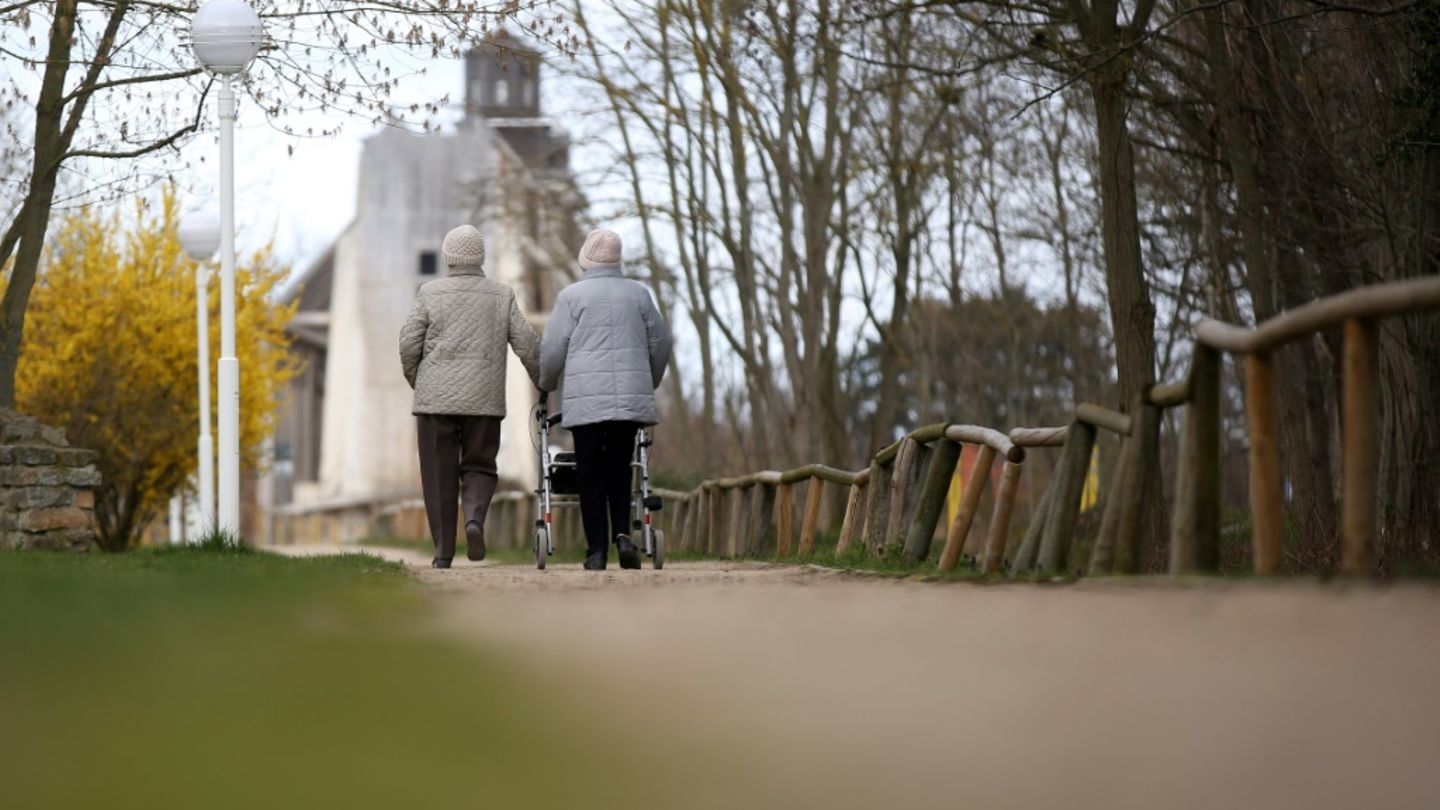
[794,547,993,580]
[0,546,635,808]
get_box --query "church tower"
[465,37,542,119]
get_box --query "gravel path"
[272,545,1440,809]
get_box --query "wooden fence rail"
[1186,275,1440,576]
[1001,276,1440,579]
[661,421,1027,571]
[511,278,1439,580]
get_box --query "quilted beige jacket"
[398,268,541,416]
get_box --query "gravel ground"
[272,545,1440,809]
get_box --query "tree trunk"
[0,1,79,406]
[1088,75,1161,555]
[1089,77,1157,408]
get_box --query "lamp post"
[178,208,220,531]
[190,0,263,537]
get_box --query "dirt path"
[272,546,1440,809]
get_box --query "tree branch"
[0,0,45,15]
[62,80,210,161]
[56,0,131,154]
[60,67,203,105]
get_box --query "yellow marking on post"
[1080,445,1100,512]
[946,465,964,527]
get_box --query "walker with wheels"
[532,393,664,570]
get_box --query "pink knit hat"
[578,229,622,270]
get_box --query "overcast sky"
[171,57,470,276]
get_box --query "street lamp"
[178,208,220,531]
[190,0,263,538]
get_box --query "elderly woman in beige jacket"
[399,225,540,568]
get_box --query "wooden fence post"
[1341,317,1378,576]
[1038,422,1097,576]
[902,438,962,563]
[708,481,725,550]
[981,461,1023,575]
[689,490,706,552]
[776,482,795,557]
[904,443,934,545]
[716,486,735,556]
[683,489,695,552]
[518,497,532,549]
[751,483,778,555]
[884,438,925,553]
[937,445,996,572]
[682,490,699,551]
[1245,352,1284,575]
[1011,473,1057,576]
[798,477,825,557]
[672,496,690,553]
[726,486,747,557]
[688,487,701,553]
[1114,398,1160,574]
[1170,345,1221,574]
[835,480,868,556]
[1088,448,1129,576]
[862,462,894,554]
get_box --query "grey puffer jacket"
[398,268,541,416]
[538,266,673,428]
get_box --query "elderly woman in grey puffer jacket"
[539,229,673,571]
[400,224,541,569]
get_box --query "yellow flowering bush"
[14,188,298,549]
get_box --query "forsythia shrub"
[14,188,298,550]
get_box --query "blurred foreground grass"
[0,546,620,809]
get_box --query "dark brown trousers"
[416,414,502,561]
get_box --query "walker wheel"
[653,530,664,570]
[534,527,546,570]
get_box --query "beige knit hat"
[578,228,622,270]
[442,225,486,270]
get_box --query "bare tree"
[0,0,567,407]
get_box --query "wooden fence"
[655,276,1440,578]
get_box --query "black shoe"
[432,557,451,569]
[465,521,486,561]
[583,551,607,571]
[616,535,641,570]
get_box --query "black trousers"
[571,421,640,556]
[417,414,502,561]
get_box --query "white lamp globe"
[178,209,222,260]
[191,0,264,75]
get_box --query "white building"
[259,39,583,544]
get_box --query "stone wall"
[0,410,101,551]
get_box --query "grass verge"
[0,546,632,808]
